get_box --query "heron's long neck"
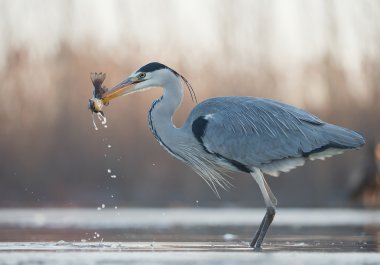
[148,77,184,157]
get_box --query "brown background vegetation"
[0,0,379,208]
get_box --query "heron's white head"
[102,62,196,103]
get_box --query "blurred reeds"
[0,0,379,207]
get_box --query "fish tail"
[90,72,106,86]
[90,72,108,98]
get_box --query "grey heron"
[100,62,365,250]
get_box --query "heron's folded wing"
[196,97,345,167]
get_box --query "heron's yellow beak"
[101,77,142,103]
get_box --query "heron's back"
[184,96,365,176]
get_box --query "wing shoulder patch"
[192,115,209,145]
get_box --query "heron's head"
[102,62,196,103]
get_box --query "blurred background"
[0,0,379,208]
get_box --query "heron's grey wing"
[189,97,364,176]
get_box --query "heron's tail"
[322,124,365,150]
[306,124,365,161]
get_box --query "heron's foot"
[250,239,263,250]
[253,246,263,252]
[250,227,262,247]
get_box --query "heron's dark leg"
[250,169,277,250]
[250,206,276,249]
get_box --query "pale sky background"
[1,0,379,108]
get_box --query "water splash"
[97,112,107,125]
[98,113,108,128]
[91,114,98,131]
[91,112,108,131]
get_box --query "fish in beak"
[88,72,108,115]
[88,74,143,115]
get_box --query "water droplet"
[111,175,117,179]
[223,233,237,241]
[114,206,118,210]
[56,240,66,245]
[97,207,101,211]
[108,145,111,148]
[107,169,111,173]
[101,204,105,208]
[92,114,99,131]
[97,112,107,125]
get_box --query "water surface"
[0,208,379,264]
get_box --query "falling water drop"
[97,113,107,124]
[92,114,99,131]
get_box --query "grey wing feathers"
[188,97,365,176]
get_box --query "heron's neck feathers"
[149,76,183,128]
[148,75,185,159]
[155,77,183,119]
[147,75,231,196]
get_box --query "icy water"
[0,208,379,264]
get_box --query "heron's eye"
[138,73,146,79]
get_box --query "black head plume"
[137,62,197,104]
